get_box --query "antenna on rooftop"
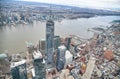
[48,5,53,20]
[47,5,62,23]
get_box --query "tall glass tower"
[33,58,45,79]
[33,51,45,79]
[46,19,54,68]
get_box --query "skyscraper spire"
[48,5,53,21]
[46,5,55,68]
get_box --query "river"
[0,16,120,54]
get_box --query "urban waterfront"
[1,0,120,79]
[0,16,119,54]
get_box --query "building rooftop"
[0,53,7,59]
[58,45,66,50]
[33,50,42,59]
[104,50,114,61]
[46,19,54,25]
[10,59,26,68]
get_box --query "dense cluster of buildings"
[1,1,120,26]
[0,1,65,26]
[0,15,120,79]
[0,1,120,79]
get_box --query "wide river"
[0,16,120,54]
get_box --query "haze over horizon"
[20,0,120,10]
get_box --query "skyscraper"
[39,39,46,54]
[46,19,54,68]
[33,51,45,79]
[65,37,71,50]
[54,36,60,50]
[56,45,66,71]
[65,50,73,66]
[11,60,27,79]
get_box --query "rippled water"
[0,16,120,54]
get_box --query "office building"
[65,50,73,66]
[33,51,45,79]
[54,36,60,50]
[46,19,54,68]
[65,37,71,50]
[11,60,27,79]
[39,39,46,54]
[56,45,66,71]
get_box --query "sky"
[21,0,120,10]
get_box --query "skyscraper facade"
[33,59,45,79]
[54,36,60,50]
[46,19,54,67]
[32,50,45,79]
[11,60,27,79]
[56,45,66,71]
[65,37,71,50]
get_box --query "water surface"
[0,16,119,54]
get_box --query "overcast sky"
[22,0,120,9]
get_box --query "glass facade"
[56,45,66,71]
[11,63,27,79]
[46,20,54,66]
[54,36,60,50]
[33,59,45,79]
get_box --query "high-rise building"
[65,50,73,66]
[11,60,27,79]
[33,51,45,79]
[39,39,46,54]
[46,19,54,68]
[54,36,60,50]
[56,45,66,71]
[65,37,71,50]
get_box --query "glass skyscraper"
[56,45,66,71]
[33,59,45,79]
[11,62,27,79]
[46,19,54,68]
[32,51,45,79]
